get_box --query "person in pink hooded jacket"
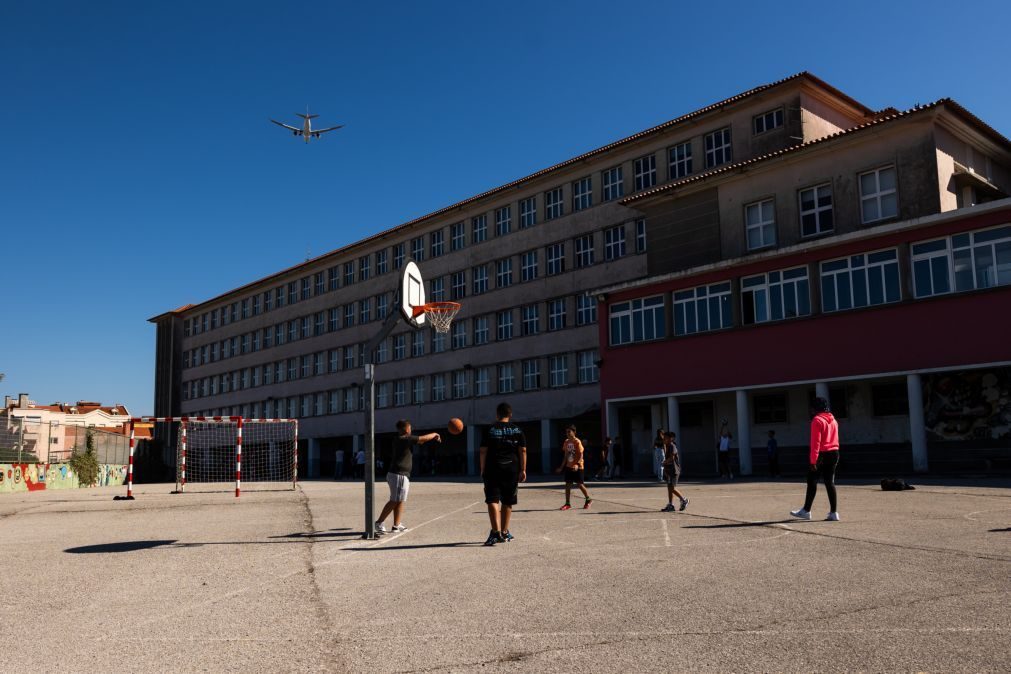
[791,396,841,522]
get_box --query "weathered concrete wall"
[0,463,127,494]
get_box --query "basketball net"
[418,302,460,334]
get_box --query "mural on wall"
[924,368,1011,441]
[0,464,127,494]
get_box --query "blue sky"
[2,0,1010,414]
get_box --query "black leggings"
[804,451,839,512]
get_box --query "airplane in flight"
[270,108,344,143]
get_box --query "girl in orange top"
[555,425,592,510]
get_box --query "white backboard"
[400,261,426,327]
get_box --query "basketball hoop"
[412,302,460,334]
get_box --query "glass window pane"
[837,273,852,311]
[973,226,1011,244]
[953,247,974,291]
[770,285,783,320]
[798,280,810,315]
[865,266,882,306]
[747,227,762,250]
[852,267,868,306]
[862,199,878,223]
[878,167,896,191]
[913,259,932,296]
[930,257,951,294]
[885,264,901,301]
[674,305,685,335]
[974,245,995,289]
[821,277,836,312]
[860,172,876,194]
[995,240,1011,286]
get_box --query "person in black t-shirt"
[479,402,527,546]
[375,419,441,534]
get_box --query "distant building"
[2,394,132,462]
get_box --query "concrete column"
[308,438,321,478]
[666,396,681,444]
[735,390,752,476]
[605,401,619,440]
[466,424,479,476]
[907,374,929,473]
[541,418,555,474]
[815,382,830,404]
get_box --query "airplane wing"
[270,119,302,134]
[312,124,344,134]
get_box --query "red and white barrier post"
[126,421,136,499]
[180,422,187,493]
[235,416,243,498]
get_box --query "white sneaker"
[825,512,840,522]
[391,524,408,532]
[375,522,387,534]
[790,508,811,520]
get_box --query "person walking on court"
[334,448,345,480]
[791,397,841,522]
[717,422,733,479]
[375,419,441,534]
[555,425,592,510]
[594,437,611,480]
[354,447,366,479]
[766,430,780,478]
[480,402,527,546]
[661,431,689,512]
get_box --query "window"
[301,394,312,418]
[634,154,656,191]
[673,281,733,336]
[753,393,788,424]
[473,316,489,345]
[872,382,909,416]
[572,177,592,211]
[430,229,445,258]
[577,350,599,384]
[704,127,732,168]
[475,367,491,396]
[576,294,597,325]
[549,355,568,387]
[497,310,514,341]
[496,258,513,288]
[376,340,388,364]
[314,272,324,296]
[575,234,595,267]
[546,243,565,275]
[860,166,898,224]
[495,206,512,236]
[741,267,811,325]
[451,271,466,300]
[184,319,192,337]
[912,225,1011,298]
[329,308,339,332]
[602,166,623,201]
[432,374,446,402]
[429,277,445,302]
[393,243,405,270]
[498,364,515,393]
[326,266,339,292]
[521,250,539,282]
[451,320,467,349]
[275,286,286,308]
[393,333,406,360]
[520,197,537,228]
[605,225,626,261]
[521,304,540,336]
[314,311,325,336]
[609,295,666,345]
[412,330,425,357]
[548,299,567,331]
[253,295,263,317]
[273,325,284,346]
[545,187,564,220]
[344,303,355,328]
[287,358,298,381]
[377,294,389,320]
[451,222,466,251]
[314,352,324,376]
[301,355,311,378]
[328,390,340,414]
[241,333,251,354]
[411,236,425,261]
[343,386,356,412]
[263,291,273,312]
[799,184,834,236]
[359,298,371,324]
[412,377,425,404]
[329,349,339,373]
[375,249,389,275]
[746,199,776,250]
[472,264,489,294]
[753,108,783,135]
[522,359,541,391]
[821,249,901,312]
[301,278,312,301]
[452,371,468,399]
[668,141,692,179]
[344,262,355,286]
[394,381,406,407]
[344,347,355,370]
[636,218,647,253]
[472,215,487,243]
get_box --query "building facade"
[151,72,1000,477]
[2,394,133,463]
[592,98,1011,476]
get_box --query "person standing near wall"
[791,397,841,522]
[335,448,345,480]
[766,430,779,478]
[594,437,611,480]
[611,436,623,479]
[717,421,733,479]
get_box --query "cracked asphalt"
[1,476,1008,672]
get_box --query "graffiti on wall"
[924,368,1011,441]
[0,463,127,494]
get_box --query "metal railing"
[0,418,130,465]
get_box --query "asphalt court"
[1,477,1008,672]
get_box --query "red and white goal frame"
[124,416,298,499]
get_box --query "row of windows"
[745,165,898,251]
[751,382,912,425]
[608,223,1011,345]
[184,351,600,414]
[183,292,599,371]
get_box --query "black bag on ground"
[881,478,916,491]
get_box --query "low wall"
[0,463,128,494]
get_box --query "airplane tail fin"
[296,113,320,120]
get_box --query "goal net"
[175,418,297,495]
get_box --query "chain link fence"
[0,417,129,465]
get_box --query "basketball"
[448,418,464,435]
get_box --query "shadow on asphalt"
[682,520,794,529]
[989,527,1011,532]
[268,528,354,539]
[350,542,485,551]
[65,540,178,554]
